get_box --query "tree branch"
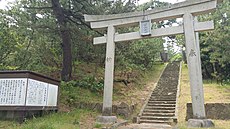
[24,6,53,10]
[64,10,103,36]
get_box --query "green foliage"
[60,78,103,105]
[64,76,104,93]
[137,0,171,11]
[0,1,62,75]
[0,0,168,82]
[0,14,17,68]
[116,38,164,73]
[174,0,230,84]
[170,53,182,62]
[22,122,55,129]
[94,123,103,128]
[198,0,230,84]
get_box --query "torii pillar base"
[96,116,117,124]
[188,119,214,128]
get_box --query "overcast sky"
[0,0,13,9]
[0,0,186,9]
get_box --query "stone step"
[151,94,177,97]
[149,97,176,99]
[150,96,176,99]
[138,62,180,125]
[147,103,176,107]
[152,90,177,92]
[154,86,177,88]
[151,92,177,96]
[155,87,177,89]
[154,88,177,90]
[152,92,177,96]
[143,109,175,113]
[145,106,175,110]
[139,119,172,124]
[151,95,176,97]
[142,112,175,117]
[140,116,174,121]
[118,124,172,129]
[151,92,177,94]
[148,101,176,104]
[155,84,177,86]
[150,99,176,101]
[160,80,177,82]
[149,98,176,101]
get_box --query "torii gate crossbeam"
[84,0,222,126]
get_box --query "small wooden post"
[102,25,115,116]
[183,13,206,119]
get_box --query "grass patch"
[2,109,99,129]
[94,123,103,128]
[0,121,18,129]
[178,63,230,129]
[60,84,103,105]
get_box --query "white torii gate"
[84,0,222,125]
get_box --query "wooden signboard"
[0,71,60,119]
[140,20,151,36]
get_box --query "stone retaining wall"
[0,110,56,122]
[74,102,136,119]
[0,102,136,121]
[186,103,230,120]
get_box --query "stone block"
[96,116,117,124]
[186,103,230,120]
[116,102,131,119]
[73,102,136,119]
[187,119,214,128]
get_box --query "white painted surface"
[140,20,152,36]
[0,78,58,107]
[47,84,58,106]
[183,13,206,118]
[102,25,116,115]
[26,79,48,106]
[0,78,27,106]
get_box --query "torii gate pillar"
[102,25,115,116]
[183,13,206,119]
[96,25,117,123]
[184,13,214,127]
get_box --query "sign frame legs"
[183,13,214,128]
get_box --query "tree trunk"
[51,0,72,81]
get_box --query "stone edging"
[174,61,182,122]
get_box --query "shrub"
[61,76,104,93]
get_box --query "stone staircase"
[138,62,181,125]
